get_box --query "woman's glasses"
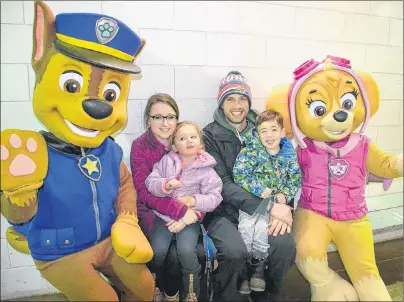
[149,115,178,123]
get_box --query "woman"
[130,93,200,301]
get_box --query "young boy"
[233,109,301,294]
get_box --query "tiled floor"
[7,238,403,302]
[367,192,403,230]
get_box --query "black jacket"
[202,109,262,225]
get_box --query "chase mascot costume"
[0,1,154,300]
[266,55,403,301]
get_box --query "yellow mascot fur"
[266,55,403,301]
[0,1,154,300]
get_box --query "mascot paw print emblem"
[96,17,119,44]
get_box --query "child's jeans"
[238,210,270,260]
[149,217,201,293]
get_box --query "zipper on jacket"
[327,152,332,218]
[81,148,101,243]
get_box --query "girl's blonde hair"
[170,121,204,151]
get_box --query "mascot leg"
[100,250,154,301]
[34,238,153,301]
[332,216,391,301]
[293,208,358,301]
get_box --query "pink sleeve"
[145,157,173,197]
[193,169,223,213]
[130,141,187,221]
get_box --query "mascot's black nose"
[333,110,348,122]
[82,99,113,120]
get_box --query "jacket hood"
[213,108,258,136]
[244,128,296,158]
[167,150,217,169]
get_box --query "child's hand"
[261,188,272,199]
[177,195,196,208]
[166,179,181,190]
[275,193,286,204]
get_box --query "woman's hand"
[181,208,198,225]
[166,220,186,233]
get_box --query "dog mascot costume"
[0,1,154,300]
[266,55,403,301]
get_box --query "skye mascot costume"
[266,56,403,301]
[0,1,154,300]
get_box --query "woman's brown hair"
[143,93,179,129]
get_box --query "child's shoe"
[250,258,266,292]
[239,279,252,294]
[164,291,180,302]
[152,273,164,302]
[182,266,201,302]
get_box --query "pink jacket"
[145,151,223,221]
[298,134,369,221]
[130,130,188,238]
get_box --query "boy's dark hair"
[256,109,284,128]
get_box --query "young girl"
[145,121,223,302]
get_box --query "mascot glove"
[111,214,153,264]
[1,130,48,207]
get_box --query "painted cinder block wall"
[1,1,402,299]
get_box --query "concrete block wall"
[1,1,402,299]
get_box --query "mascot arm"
[366,141,403,178]
[1,129,48,224]
[111,162,153,263]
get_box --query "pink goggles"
[287,55,371,149]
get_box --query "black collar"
[39,131,91,156]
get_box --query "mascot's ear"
[356,71,380,117]
[266,83,293,139]
[32,0,56,71]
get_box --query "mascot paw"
[111,215,153,264]
[311,273,358,301]
[6,226,30,254]
[1,130,48,206]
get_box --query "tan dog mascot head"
[266,55,380,148]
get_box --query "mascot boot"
[267,56,402,301]
[0,1,154,301]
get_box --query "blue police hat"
[53,13,145,74]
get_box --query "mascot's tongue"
[73,123,96,132]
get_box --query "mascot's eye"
[59,71,83,93]
[308,100,327,118]
[340,92,357,110]
[103,82,121,102]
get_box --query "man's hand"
[177,195,196,208]
[166,220,186,233]
[269,202,293,226]
[166,179,181,190]
[275,193,286,204]
[268,217,291,236]
[261,188,272,199]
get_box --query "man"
[202,71,296,302]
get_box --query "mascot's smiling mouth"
[321,127,349,137]
[64,119,100,138]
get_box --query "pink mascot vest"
[298,133,370,221]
